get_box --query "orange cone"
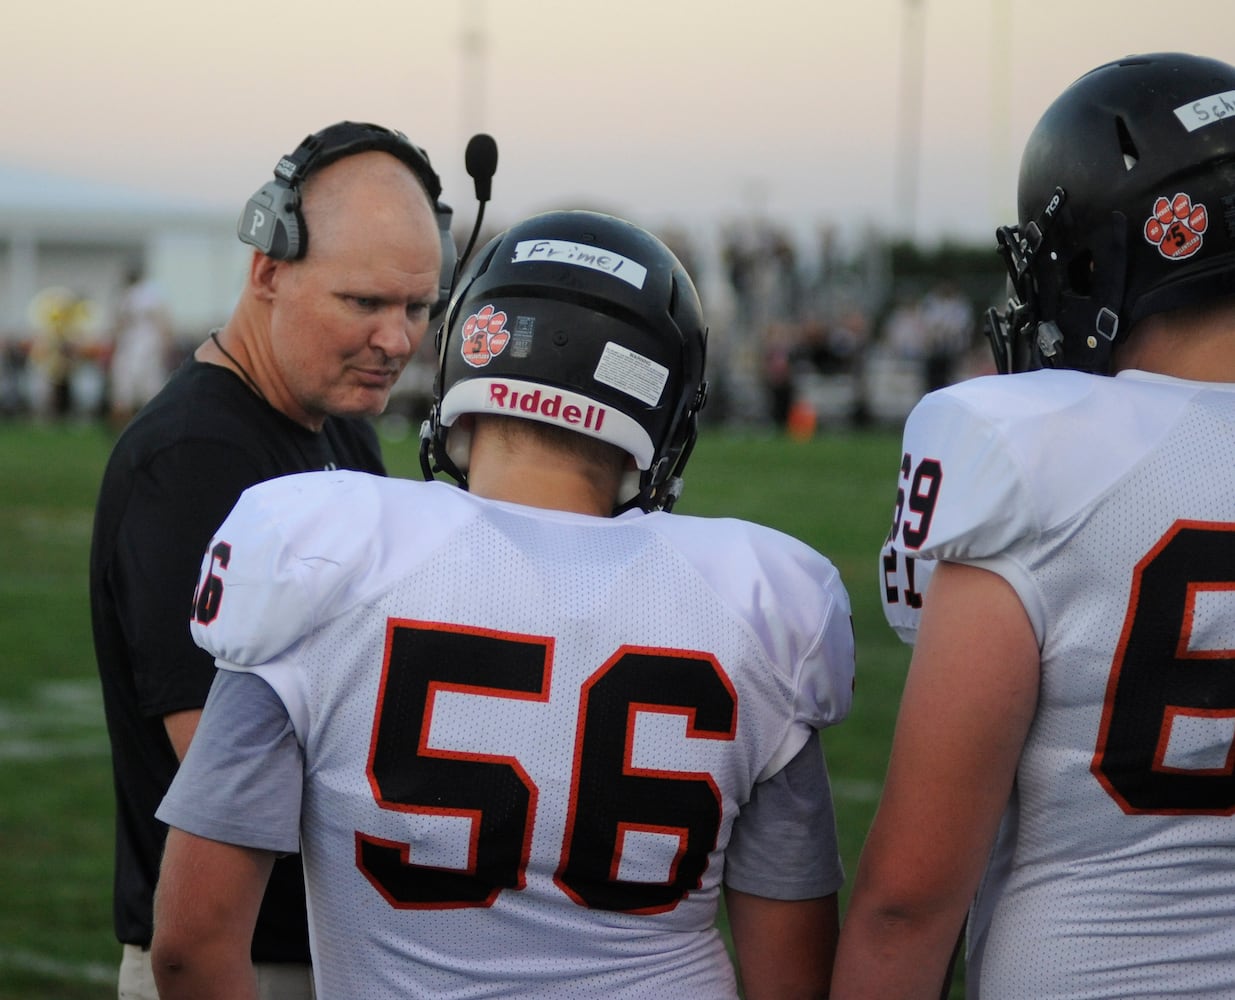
[786,398,816,441]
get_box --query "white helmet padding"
[439,376,656,470]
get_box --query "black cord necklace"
[209,330,268,403]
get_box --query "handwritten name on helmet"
[511,238,648,290]
[485,381,606,431]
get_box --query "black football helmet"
[986,52,1235,374]
[420,210,709,513]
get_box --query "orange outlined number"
[1093,521,1235,814]
[357,620,735,912]
[358,621,548,908]
[883,453,943,609]
[556,647,735,913]
[191,541,232,624]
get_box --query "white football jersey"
[880,368,1235,999]
[190,472,853,999]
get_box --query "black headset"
[237,121,457,314]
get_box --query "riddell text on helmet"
[486,382,606,431]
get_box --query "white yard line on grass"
[831,776,883,803]
[0,679,108,761]
[0,948,115,987]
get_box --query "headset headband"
[237,120,456,310]
[273,121,442,203]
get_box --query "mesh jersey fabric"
[881,368,1235,999]
[178,471,854,998]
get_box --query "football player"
[151,211,855,999]
[836,52,1235,998]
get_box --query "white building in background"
[0,162,247,346]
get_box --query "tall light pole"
[990,0,1014,231]
[895,0,926,243]
[460,0,489,136]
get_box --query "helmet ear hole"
[1067,250,1095,296]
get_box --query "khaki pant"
[120,943,314,999]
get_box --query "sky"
[5,0,1235,256]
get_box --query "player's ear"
[249,251,283,303]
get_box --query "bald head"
[298,150,439,263]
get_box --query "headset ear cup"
[236,181,303,260]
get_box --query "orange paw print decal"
[460,304,511,368]
[1144,193,1207,260]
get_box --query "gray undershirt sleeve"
[156,668,303,854]
[722,734,844,899]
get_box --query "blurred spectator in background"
[880,292,925,361]
[26,286,95,421]
[918,281,973,392]
[0,342,24,416]
[762,321,798,428]
[108,267,174,430]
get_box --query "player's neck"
[1115,310,1235,382]
[469,463,614,516]
[467,427,616,517]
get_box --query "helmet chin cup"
[444,423,473,478]
[617,467,643,511]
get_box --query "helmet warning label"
[594,342,668,406]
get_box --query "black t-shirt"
[90,357,386,956]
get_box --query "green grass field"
[0,417,961,998]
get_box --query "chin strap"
[417,418,436,480]
[419,411,470,489]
